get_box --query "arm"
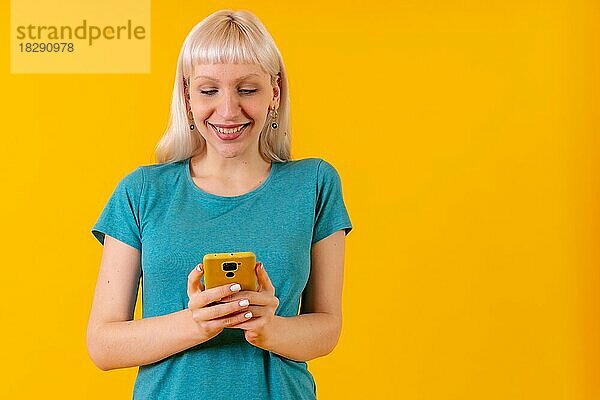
[263,229,346,362]
[86,235,203,371]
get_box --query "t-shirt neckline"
[184,157,278,202]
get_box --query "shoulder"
[138,159,184,178]
[111,165,145,194]
[275,158,344,193]
[112,159,186,198]
[277,157,339,178]
[134,158,187,187]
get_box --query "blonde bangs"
[182,16,278,78]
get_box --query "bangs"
[182,19,274,78]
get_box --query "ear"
[183,77,190,97]
[270,74,281,109]
[182,76,193,115]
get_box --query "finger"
[227,317,259,330]
[205,309,254,330]
[187,263,205,297]
[197,297,252,321]
[241,305,261,318]
[216,304,262,320]
[219,291,269,306]
[194,282,242,308]
[256,262,275,293]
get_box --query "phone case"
[202,251,258,292]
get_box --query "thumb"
[187,263,205,297]
[256,261,274,293]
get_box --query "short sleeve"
[91,167,144,251]
[312,159,353,245]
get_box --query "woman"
[86,9,352,400]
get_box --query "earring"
[187,107,195,131]
[184,77,195,131]
[187,103,195,131]
[270,107,279,129]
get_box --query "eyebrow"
[193,73,262,82]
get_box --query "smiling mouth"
[208,122,251,140]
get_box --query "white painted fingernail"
[230,284,241,292]
[196,264,203,272]
[244,312,253,318]
[239,299,249,307]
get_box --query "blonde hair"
[155,9,291,164]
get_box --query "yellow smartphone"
[202,251,258,292]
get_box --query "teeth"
[213,124,247,134]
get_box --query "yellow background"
[0,0,598,398]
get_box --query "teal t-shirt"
[91,156,353,400]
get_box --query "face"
[186,62,280,160]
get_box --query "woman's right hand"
[187,263,253,342]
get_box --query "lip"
[209,122,250,128]
[209,122,250,140]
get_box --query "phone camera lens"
[222,262,238,272]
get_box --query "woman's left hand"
[223,261,280,348]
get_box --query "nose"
[216,90,241,120]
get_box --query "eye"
[199,90,217,96]
[239,89,258,95]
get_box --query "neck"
[190,148,270,180]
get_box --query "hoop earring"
[270,107,279,129]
